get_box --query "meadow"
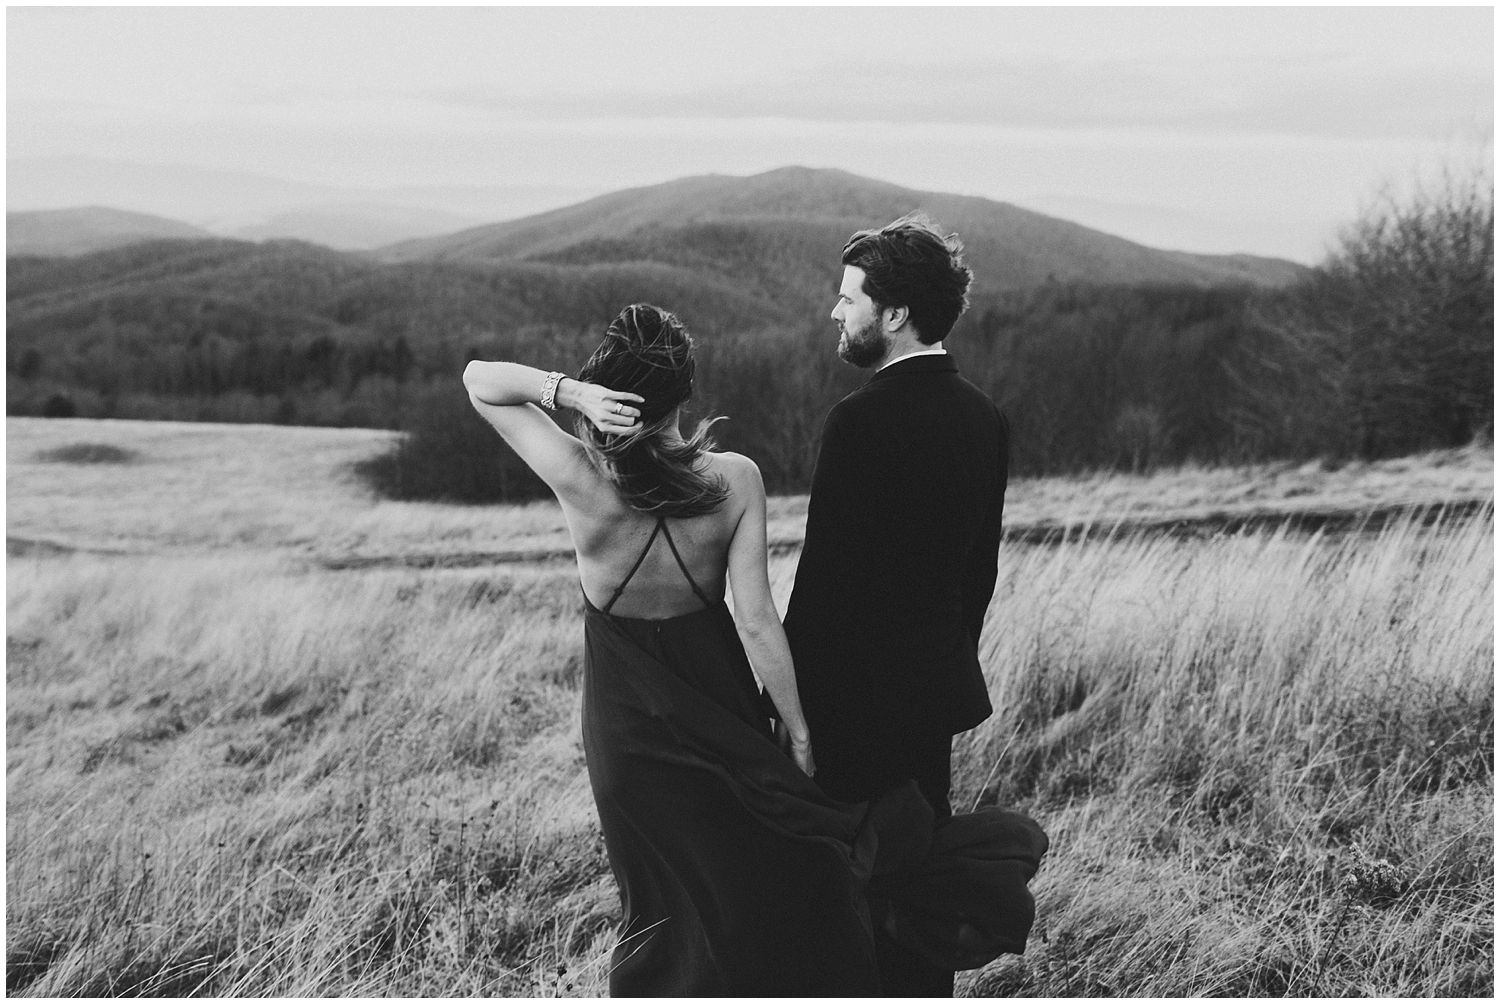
[6,417,1494,996]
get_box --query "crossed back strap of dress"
[602,516,715,615]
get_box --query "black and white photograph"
[6,5,1493,997]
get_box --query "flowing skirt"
[581,597,882,995]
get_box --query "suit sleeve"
[797,403,885,588]
[785,400,888,650]
[961,407,1009,644]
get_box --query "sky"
[7,5,1494,264]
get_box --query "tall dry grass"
[6,418,1492,995]
[7,553,617,995]
[8,506,1490,996]
[947,511,1493,996]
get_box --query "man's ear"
[884,304,910,332]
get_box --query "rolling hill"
[376,166,1308,297]
[7,168,1307,337]
[5,167,1314,372]
[7,167,1313,442]
[7,207,214,257]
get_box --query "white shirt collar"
[878,345,947,372]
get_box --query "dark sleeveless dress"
[581,518,881,994]
[580,518,1049,996]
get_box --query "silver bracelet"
[539,371,565,411]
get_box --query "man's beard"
[836,317,888,368]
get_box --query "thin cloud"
[421,53,1489,144]
[5,5,1491,263]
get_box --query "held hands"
[774,720,816,777]
[559,378,644,434]
[790,735,816,777]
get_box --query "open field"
[6,418,1494,996]
[8,417,1492,560]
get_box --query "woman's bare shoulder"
[706,450,765,491]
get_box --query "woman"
[464,304,1047,995]
[464,304,883,994]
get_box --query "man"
[782,213,1009,996]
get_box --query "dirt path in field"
[19,497,1480,569]
[997,496,1492,546]
[301,495,1491,571]
[6,536,141,559]
[9,496,1489,572]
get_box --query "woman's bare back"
[565,452,753,619]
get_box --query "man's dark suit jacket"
[783,352,1009,785]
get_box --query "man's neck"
[878,342,946,371]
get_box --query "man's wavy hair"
[575,304,729,517]
[841,213,973,343]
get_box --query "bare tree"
[1235,161,1493,462]
[1314,164,1493,455]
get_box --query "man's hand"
[773,721,815,775]
[790,735,816,777]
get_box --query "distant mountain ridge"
[6,202,486,257]
[228,203,488,251]
[6,155,596,251]
[9,167,1308,292]
[376,166,1308,292]
[7,207,214,257]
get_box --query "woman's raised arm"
[462,360,642,498]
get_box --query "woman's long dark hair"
[574,304,729,517]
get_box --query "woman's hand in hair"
[559,378,644,433]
